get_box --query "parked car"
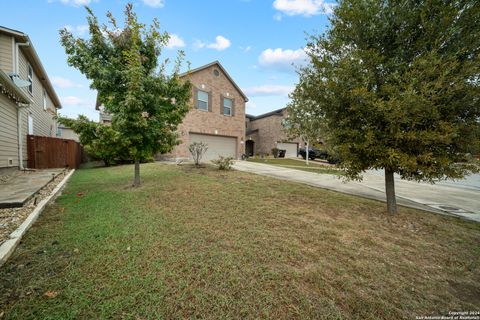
[298,148,326,160]
[298,147,340,164]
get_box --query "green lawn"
[247,157,343,175]
[0,163,479,319]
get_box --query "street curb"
[0,169,75,267]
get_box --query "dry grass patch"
[0,163,478,319]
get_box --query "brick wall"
[167,64,246,159]
[248,109,303,155]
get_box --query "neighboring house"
[0,26,62,173]
[97,96,112,125]
[57,125,80,142]
[245,108,303,158]
[96,61,248,161]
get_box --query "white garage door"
[277,142,298,158]
[189,133,237,161]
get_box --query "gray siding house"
[0,26,61,173]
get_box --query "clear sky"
[1,0,334,120]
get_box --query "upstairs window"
[223,97,233,116]
[43,89,47,110]
[28,65,33,94]
[197,90,209,111]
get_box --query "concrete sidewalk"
[233,161,480,223]
[0,169,63,208]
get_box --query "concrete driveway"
[233,161,480,223]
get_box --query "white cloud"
[194,35,231,51]
[258,48,307,71]
[273,0,335,17]
[206,35,231,51]
[51,76,84,89]
[59,0,91,6]
[240,45,252,52]
[166,34,185,49]
[63,24,89,36]
[142,0,165,8]
[244,85,294,97]
[60,96,92,107]
[193,40,206,50]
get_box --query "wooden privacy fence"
[27,135,83,169]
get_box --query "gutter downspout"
[14,40,31,170]
[17,106,29,170]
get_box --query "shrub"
[189,142,208,166]
[271,148,280,158]
[58,115,124,167]
[212,156,234,170]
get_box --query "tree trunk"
[385,167,397,215]
[305,141,309,166]
[133,159,141,187]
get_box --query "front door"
[245,140,254,156]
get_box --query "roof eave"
[179,60,249,102]
[249,107,286,120]
[0,70,32,105]
[0,26,62,109]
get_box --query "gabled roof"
[96,61,249,110]
[0,26,62,109]
[248,107,286,121]
[180,60,248,102]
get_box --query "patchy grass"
[0,163,479,319]
[247,157,343,175]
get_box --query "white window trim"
[223,97,232,116]
[28,113,34,135]
[28,65,33,96]
[197,90,209,111]
[43,89,47,111]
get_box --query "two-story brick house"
[0,26,62,173]
[245,108,303,158]
[171,61,247,161]
[97,61,248,161]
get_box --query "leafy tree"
[284,85,325,165]
[58,116,123,167]
[189,142,208,167]
[60,4,192,186]
[297,0,480,214]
